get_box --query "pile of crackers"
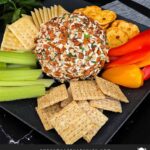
[0,5,68,51]
[74,5,140,48]
[36,76,128,144]
[1,15,38,51]
[31,5,69,29]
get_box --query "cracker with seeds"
[60,87,73,108]
[78,101,108,142]
[8,17,38,50]
[70,80,105,101]
[38,84,68,109]
[90,98,122,113]
[50,101,93,144]
[1,26,26,51]
[36,103,61,130]
[95,76,129,103]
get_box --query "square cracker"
[8,17,38,50]
[60,87,73,108]
[43,7,49,23]
[50,6,55,18]
[95,76,129,103]
[39,8,45,23]
[70,80,105,101]
[90,98,122,113]
[1,26,26,51]
[47,8,52,20]
[38,84,68,109]
[50,101,93,144]
[36,103,61,130]
[31,11,40,29]
[54,5,58,17]
[34,8,43,26]
[78,101,108,142]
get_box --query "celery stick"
[0,51,37,66]
[7,67,32,70]
[0,63,6,69]
[7,64,36,69]
[0,79,54,87]
[0,85,45,102]
[0,69,42,81]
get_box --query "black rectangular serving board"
[0,0,150,144]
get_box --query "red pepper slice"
[108,29,150,56]
[142,65,150,80]
[106,48,150,69]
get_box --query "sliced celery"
[7,67,32,70]
[0,79,54,87]
[0,63,7,69]
[0,51,37,66]
[0,85,45,102]
[0,69,42,81]
[7,64,36,69]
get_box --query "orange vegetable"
[102,65,144,88]
[135,55,150,68]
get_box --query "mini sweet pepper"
[102,65,144,88]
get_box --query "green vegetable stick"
[0,85,45,102]
[0,51,37,66]
[7,64,36,69]
[7,67,33,70]
[0,69,42,81]
[0,79,54,87]
[0,62,7,69]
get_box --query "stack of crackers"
[36,76,128,144]
[1,5,69,51]
[1,15,38,51]
[31,5,69,29]
[74,5,140,48]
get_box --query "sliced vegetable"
[106,48,150,69]
[142,65,150,80]
[108,29,150,56]
[7,64,36,69]
[0,85,45,102]
[102,65,143,88]
[0,62,6,69]
[0,79,54,87]
[0,69,42,81]
[0,51,37,66]
[136,55,150,68]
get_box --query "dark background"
[0,0,150,144]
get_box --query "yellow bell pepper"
[102,65,144,88]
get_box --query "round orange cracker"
[106,27,129,48]
[94,10,117,25]
[111,20,140,39]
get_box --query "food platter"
[0,0,150,144]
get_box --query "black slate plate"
[0,0,150,144]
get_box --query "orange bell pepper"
[102,65,144,88]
